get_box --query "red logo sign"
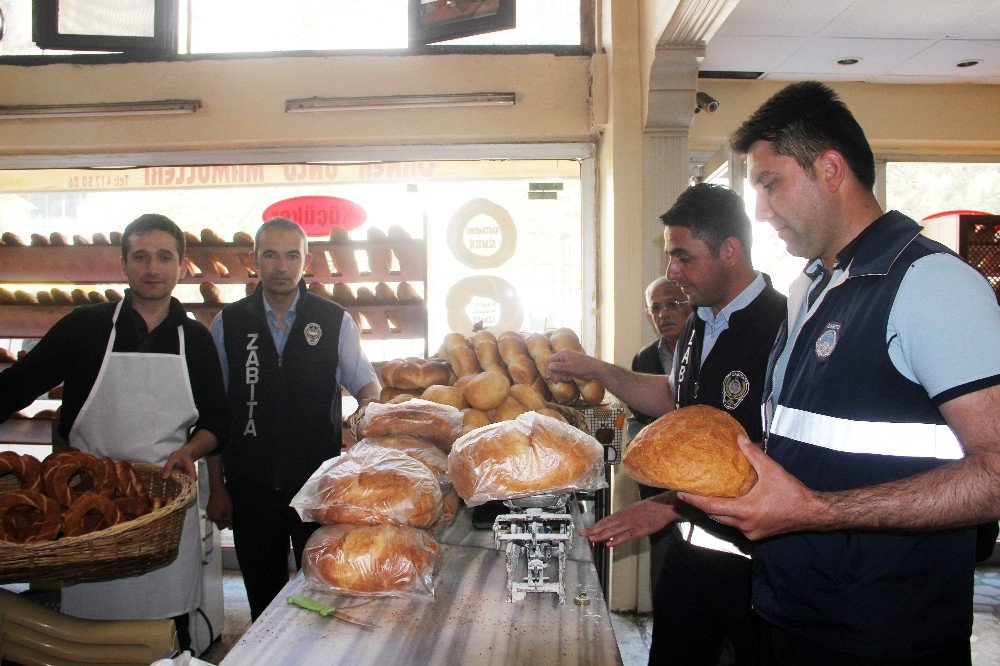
[262,196,367,235]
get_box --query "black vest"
[221,281,344,492]
[673,276,787,547]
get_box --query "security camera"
[695,92,719,113]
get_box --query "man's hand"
[676,436,822,540]
[581,493,682,547]
[546,349,606,383]
[207,487,234,530]
[162,443,197,478]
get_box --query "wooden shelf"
[0,240,425,285]
[1,301,428,339]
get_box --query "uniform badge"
[722,370,750,410]
[814,321,841,362]
[304,322,322,346]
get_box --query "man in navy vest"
[206,217,380,620]
[548,183,786,665]
[680,82,1000,663]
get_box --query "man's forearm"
[184,428,220,461]
[206,454,226,491]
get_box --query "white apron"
[61,300,203,620]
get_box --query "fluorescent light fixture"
[0,99,202,120]
[285,92,516,113]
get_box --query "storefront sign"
[262,195,367,235]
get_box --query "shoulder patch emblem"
[304,322,322,346]
[814,321,841,362]
[722,370,750,410]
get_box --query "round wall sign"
[445,198,518,269]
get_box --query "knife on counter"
[287,595,376,628]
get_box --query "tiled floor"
[200,567,1000,664]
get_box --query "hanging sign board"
[262,195,367,236]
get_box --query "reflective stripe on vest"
[770,405,963,460]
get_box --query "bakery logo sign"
[243,333,260,437]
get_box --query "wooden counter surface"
[221,504,621,666]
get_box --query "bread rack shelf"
[0,240,425,285]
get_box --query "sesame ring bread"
[314,447,442,528]
[448,411,605,505]
[304,523,440,596]
[0,489,61,543]
[61,492,122,538]
[0,451,43,493]
[623,404,757,497]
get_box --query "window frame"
[32,0,178,55]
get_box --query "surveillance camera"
[695,92,719,114]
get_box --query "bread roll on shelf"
[92,233,111,246]
[331,282,356,306]
[548,327,606,406]
[329,227,351,244]
[2,232,25,246]
[105,289,123,302]
[30,233,50,247]
[387,225,420,274]
[329,238,358,277]
[525,333,578,404]
[0,287,15,304]
[492,395,527,422]
[183,231,200,246]
[443,332,481,378]
[14,290,37,304]
[463,371,510,411]
[385,359,423,390]
[71,288,89,305]
[420,360,451,388]
[421,385,468,411]
[354,286,376,305]
[200,282,222,305]
[72,234,90,245]
[201,228,226,244]
[375,282,396,302]
[49,288,73,305]
[109,231,122,245]
[49,232,69,246]
[497,332,539,385]
[88,290,106,303]
[307,281,332,300]
[365,227,392,275]
[232,231,254,246]
[36,291,54,305]
[210,252,230,278]
[396,282,422,302]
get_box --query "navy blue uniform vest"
[755,212,975,659]
[672,277,786,548]
[221,281,344,492]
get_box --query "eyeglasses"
[647,299,690,315]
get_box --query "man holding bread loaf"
[0,213,228,651]
[549,183,786,665]
[207,217,380,620]
[676,82,1000,663]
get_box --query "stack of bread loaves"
[377,329,605,433]
[293,400,466,598]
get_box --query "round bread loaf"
[492,395,527,422]
[304,523,440,594]
[623,405,757,497]
[420,360,451,388]
[421,384,468,410]
[463,371,510,411]
[354,399,462,452]
[386,359,423,390]
[448,411,604,504]
[314,448,442,528]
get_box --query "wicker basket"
[0,463,196,584]
[543,402,591,435]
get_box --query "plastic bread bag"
[302,523,440,600]
[429,486,464,534]
[349,436,450,491]
[448,411,607,506]
[351,399,463,453]
[290,445,442,528]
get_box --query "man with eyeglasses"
[548,183,786,665]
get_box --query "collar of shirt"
[656,335,675,373]
[695,271,765,363]
[262,287,301,356]
[122,290,187,352]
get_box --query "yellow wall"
[0,54,592,155]
[691,80,1000,156]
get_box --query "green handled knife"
[287,595,376,628]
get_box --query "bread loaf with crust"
[623,405,756,497]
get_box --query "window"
[885,161,1000,223]
[0,0,582,58]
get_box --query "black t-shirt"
[0,292,228,447]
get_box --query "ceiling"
[700,0,1000,84]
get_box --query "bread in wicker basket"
[0,462,196,584]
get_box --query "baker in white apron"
[60,300,203,621]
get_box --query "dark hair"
[254,217,308,253]
[659,183,752,256]
[121,214,185,260]
[729,81,875,190]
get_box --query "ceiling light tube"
[285,92,517,113]
[0,99,202,120]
